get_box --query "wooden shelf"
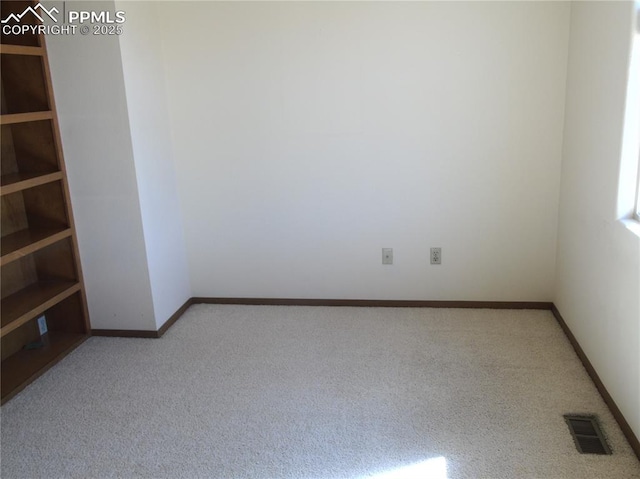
[0,111,53,125]
[0,45,43,56]
[1,331,89,404]
[1,281,80,338]
[1,171,62,195]
[1,226,71,266]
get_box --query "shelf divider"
[0,111,53,125]
[1,227,72,266]
[0,171,63,196]
[1,281,81,338]
[0,45,44,56]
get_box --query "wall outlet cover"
[37,315,48,335]
[430,247,442,265]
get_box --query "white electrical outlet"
[382,248,393,265]
[430,247,441,265]
[37,315,48,335]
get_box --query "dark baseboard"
[91,329,158,338]
[551,304,640,462]
[157,298,194,337]
[91,298,193,339]
[192,297,553,309]
[91,298,551,336]
[92,298,551,339]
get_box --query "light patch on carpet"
[364,457,448,479]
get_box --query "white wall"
[158,1,570,301]
[46,1,156,330]
[556,1,640,442]
[116,1,191,329]
[46,0,190,330]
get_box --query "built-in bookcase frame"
[1,0,90,404]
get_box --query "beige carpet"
[1,305,639,478]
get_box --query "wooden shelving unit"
[1,1,90,404]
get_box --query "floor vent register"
[564,414,612,455]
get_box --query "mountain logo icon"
[1,3,59,24]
